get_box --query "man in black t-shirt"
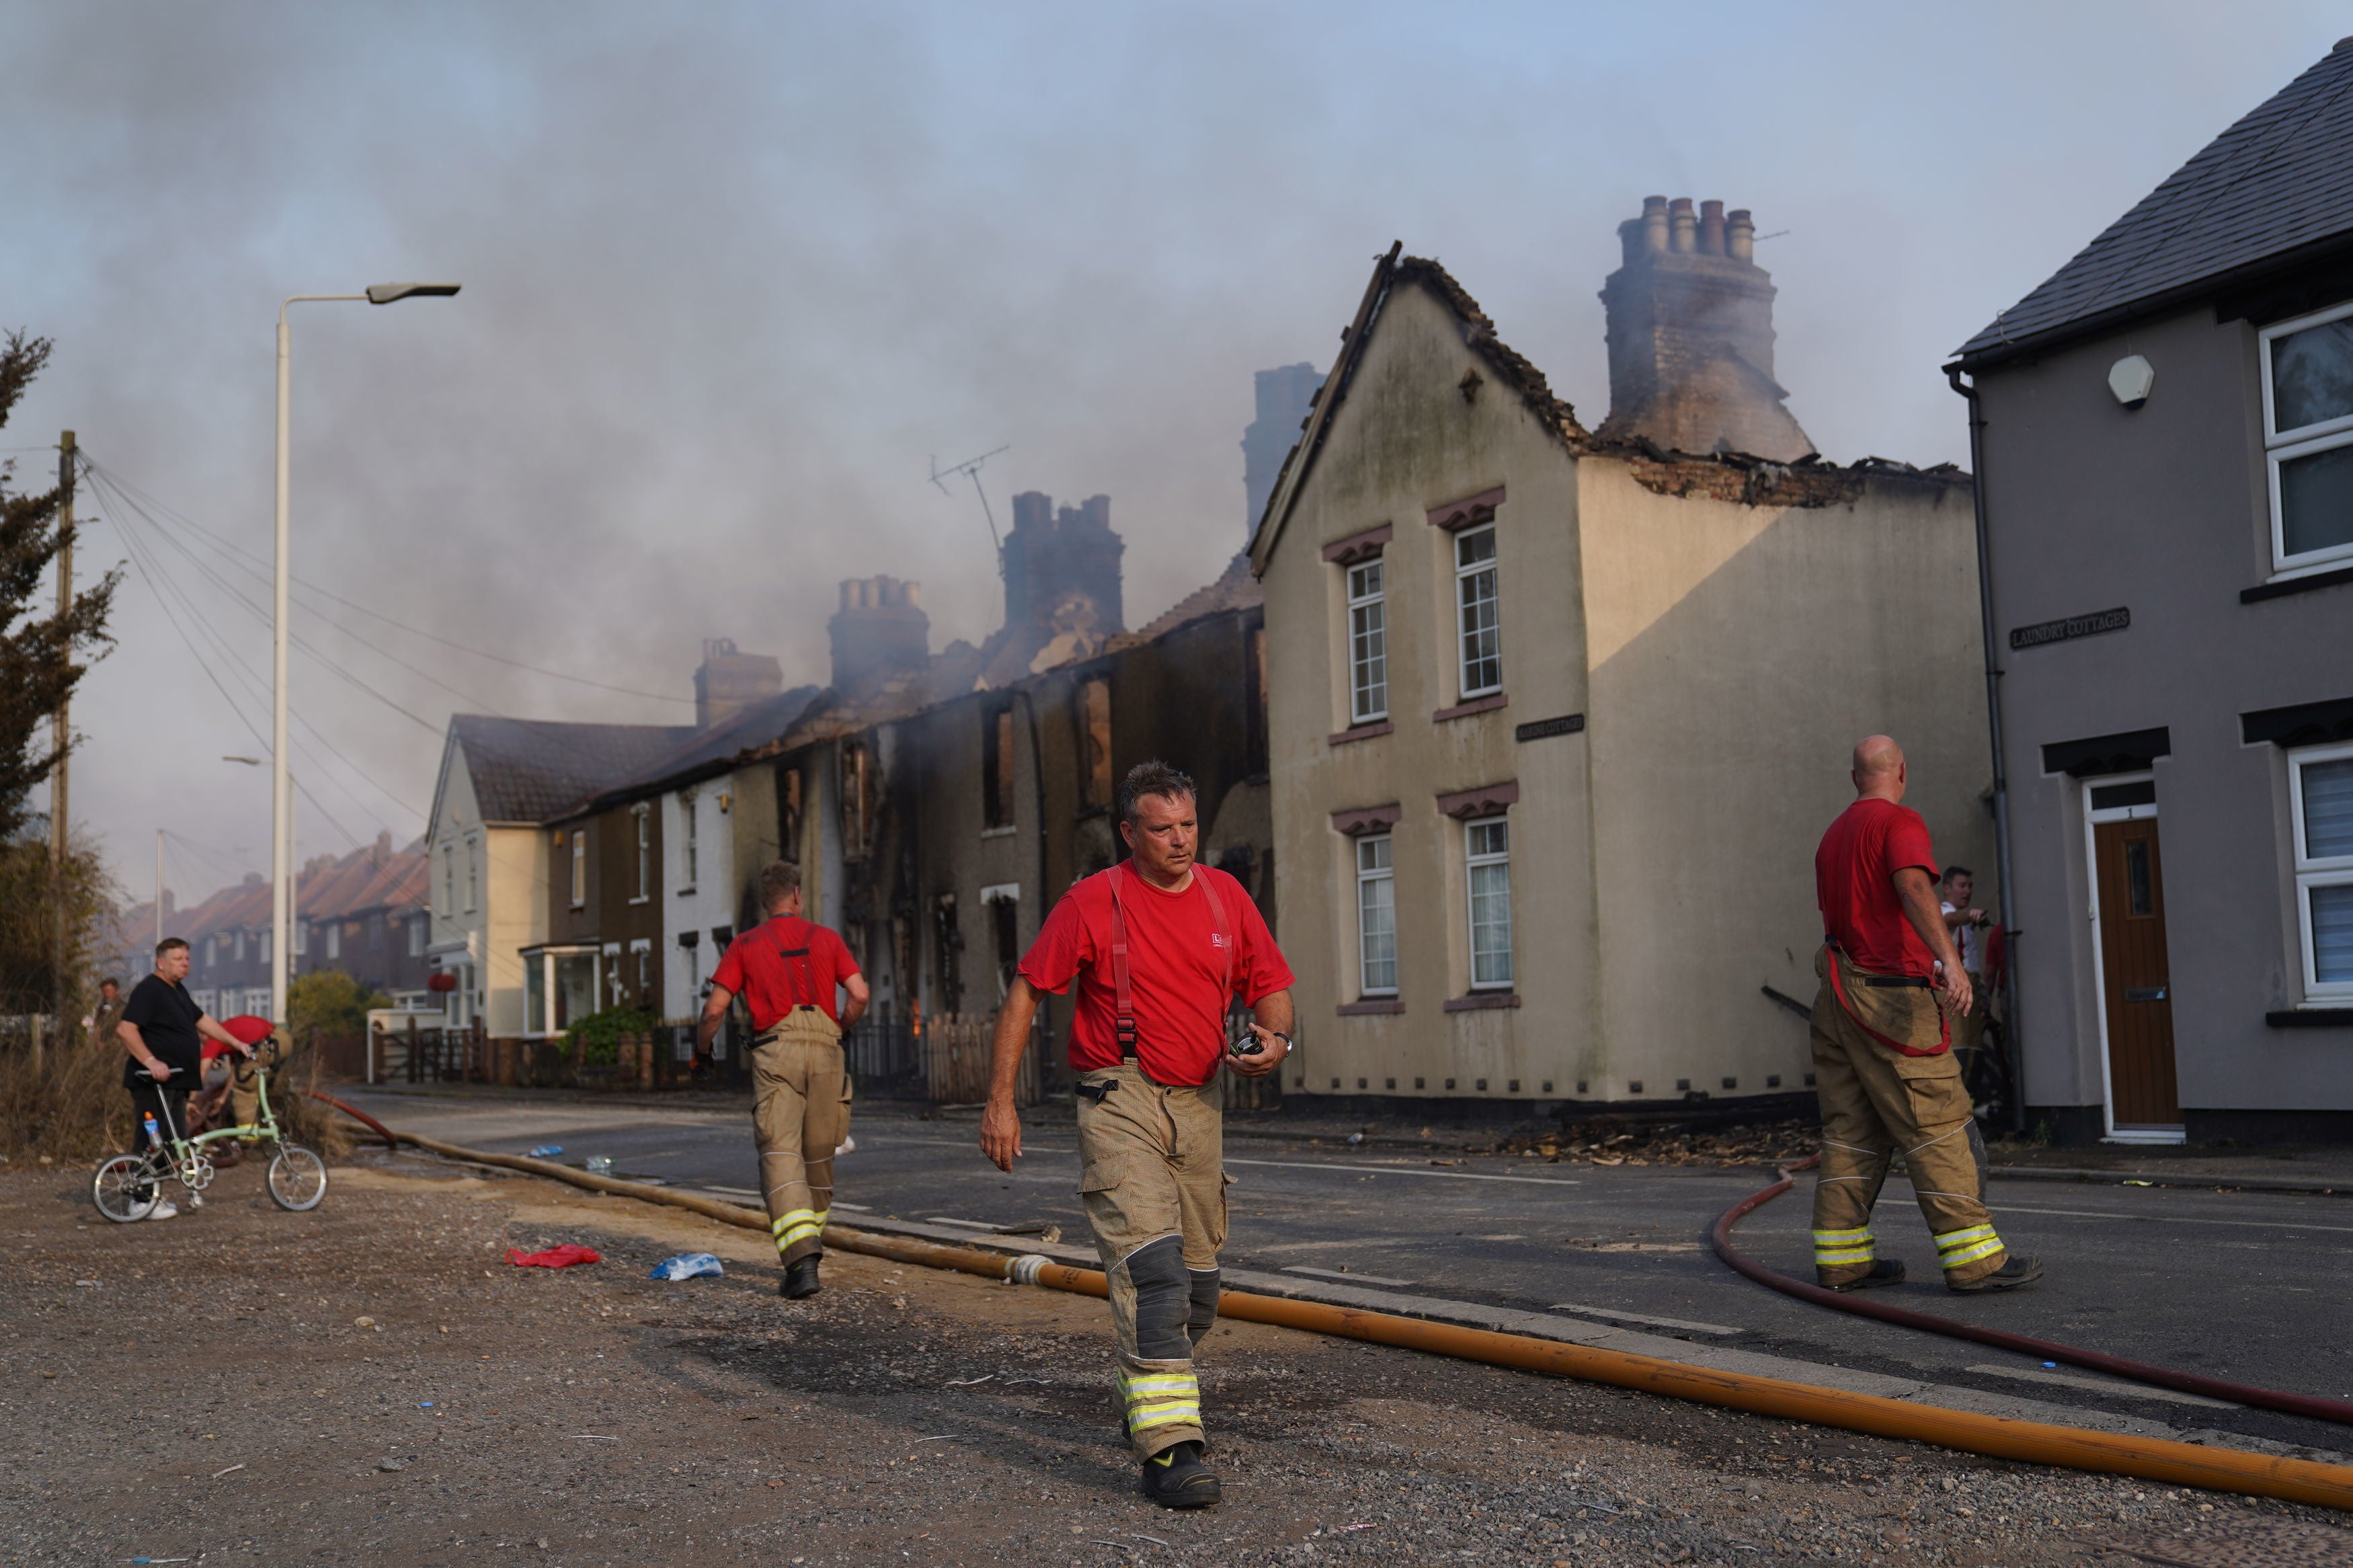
[119,938,255,1215]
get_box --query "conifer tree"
[0,331,120,837]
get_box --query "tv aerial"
[929,445,1010,554]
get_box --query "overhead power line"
[81,458,697,706]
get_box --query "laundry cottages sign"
[2009,606,2130,651]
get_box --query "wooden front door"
[2093,818,2181,1126]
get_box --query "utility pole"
[52,431,74,1017]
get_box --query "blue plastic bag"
[526,1145,563,1158]
[649,1252,725,1281]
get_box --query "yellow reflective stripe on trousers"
[1812,1227,1874,1266]
[1933,1225,2003,1270]
[1118,1370,1201,1433]
[770,1208,824,1251]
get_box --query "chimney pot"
[1726,208,1755,263]
[1641,195,1670,254]
[1669,198,1697,254]
[1698,199,1726,256]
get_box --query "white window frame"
[1345,559,1389,724]
[678,792,699,891]
[2258,297,2353,578]
[440,842,455,918]
[1453,524,1503,700]
[631,802,652,903]
[464,835,480,913]
[1465,815,1513,990]
[325,922,340,961]
[569,829,587,909]
[2290,741,2353,1003]
[292,919,307,957]
[407,915,426,957]
[1355,833,1397,997]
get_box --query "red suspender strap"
[768,919,819,1011]
[1106,866,1138,1057]
[1104,863,1237,1063]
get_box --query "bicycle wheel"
[93,1154,160,1224]
[267,1145,328,1211]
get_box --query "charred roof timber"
[694,638,784,729]
[1599,195,1814,462]
[829,575,930,694]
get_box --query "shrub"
[565,1007,657,1067]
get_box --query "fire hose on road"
[1709,1154,2353,1430]
[311,1094,2353,1512]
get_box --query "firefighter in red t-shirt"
[699,860,869,1299]
[1810,736,2038,1294]
[980,761,1294,1510]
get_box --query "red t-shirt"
[1019,862,1293,1087]
[710,916,862,1028]
[1815,798,1940,977]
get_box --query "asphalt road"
[340,1088,2353,1456]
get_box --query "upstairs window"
[2261,301,2353,575]
[408,915,426,956]
[1347,561,1388,723]
[1454,526,1502,698]
[2292,743,2353,1001]
[325,922,341,961]
[983,706,1016,830]
[1466,817,1513,989]
[570,830,588,908]
[1356,834,1398,996]
[678,794,699,889]
[633,802,652,899]
[1079,679,1113,811]
[440,843,455,918]
[465,836,479,913]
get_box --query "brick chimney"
[1242,363,1322,536]
[828,575,930,693]
[1597,195,1813,462]
[694,637,784,728]
[1002,492,1123,636]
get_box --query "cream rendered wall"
[481,823,548,1037]
[1264,281,1598,1102]
[1574,460,1989,1102]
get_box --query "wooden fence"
[924,1011,1039,1106]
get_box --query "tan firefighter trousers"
[1074,1063,1228,1460]
[1809,948,2009,1287]
[750,1007,852,1265]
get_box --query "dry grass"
[0,1034,351,1165]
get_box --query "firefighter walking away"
[1811,736,2039,1294]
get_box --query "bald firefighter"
[699,860,870,1299]
[1810,736,2040,1294]
[981,761,1295,1510]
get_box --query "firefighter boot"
[1827,1259,1907,1292]
[1140,1440,1221,1509]
[781,1256,822,1299]
[1946,1253,2041,1294]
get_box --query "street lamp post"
[272,283,458,1030]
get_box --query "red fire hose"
[1710,1155,2353,1429]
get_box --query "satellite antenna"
[929,445,1010,554]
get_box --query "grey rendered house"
[1952,40,2353,1145]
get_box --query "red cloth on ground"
[710,915,861,1028]
[1018,862,1292,1087]
[1815,797,1941,977]
[507,1245,602,1269]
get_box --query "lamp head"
[365,282,462,305]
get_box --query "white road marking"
[1995,1204,2353,1235]
[1283,1264,1416,1288]
[1962,1363,2238,1409]
[1549,1303,1743,1336]
[1225,1157,1581,1187]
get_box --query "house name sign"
[2009,606,2129,652]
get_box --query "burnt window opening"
[1246,620,1269,776]
[1079,677,1113,812]
[839,741,873,860]
[779,765,804,863]
[984,704,1017,829]
[933,894,963,1016]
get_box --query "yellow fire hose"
[329,1108,2353,1512]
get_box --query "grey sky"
[3,1,2340,905]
